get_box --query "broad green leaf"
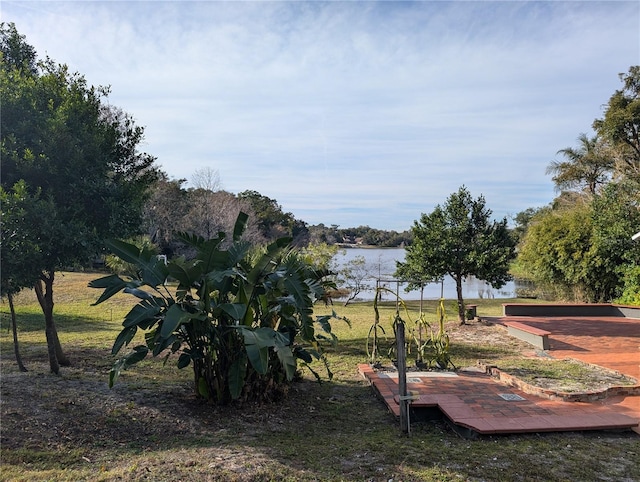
[245,343,268,375]
[228,353,248,399]
[109,345,149,387]
[111,325,137,355]
[239,327,275,374]
[104,238,142,265]
[300,319,315,343]
[283,273,310,305]
[160,303,191,339]
[142,256,169,287]
[197,377,209,398]
[152,333,177,357]
[167,257,201,287]
[233,211,249,241]
[123,300,161,328]
[89,274,127,305]
[105,239,167,287]
[247,237,291,286]
[123,287,153,300]
[235,287,254,326]
[207,269,244,289]
[177,352,191,369]
[88,273,124,289]
[293,346,313,363]
[239,326,285,347]
[197,239,228,273]
[220,303,247,322]
[275,345,297,381]
[227,239,251,265]
[239,326,292,375]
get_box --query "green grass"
[1,272,638,482]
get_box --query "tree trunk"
[455,275,466,324]
[34,271,71,374]
[8,292,28,372]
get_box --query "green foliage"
[105,235,159,276]
[511,206,546,245]
[589,180,640,300]
[237,190,309,246]
[517,204,595,301]
[1,24,161,372]
[1,24,160,269]
[516,68,640,302]
[0,22,36,75]
[299,242,341,271]
[396,186,516,322]
[308,223,412,247]
[616,265,640,305]
[518,180,639,302]
[366,287,454,370]
[0,181,54,296]
[547,133,614,195]
[417,298,455,370]
[91,213,348,404]
[593,65,640,180]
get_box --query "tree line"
[143,178,411,260]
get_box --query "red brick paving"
[358,313,640,436]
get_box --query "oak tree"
[1,23,160,373]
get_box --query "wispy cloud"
[3,1,639,230]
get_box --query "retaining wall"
[502,303,640,319]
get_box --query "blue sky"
[3,1,639,231]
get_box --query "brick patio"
[359,314,640,437]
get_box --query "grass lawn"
[1,272,638,482]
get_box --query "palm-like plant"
[90,213,347,404]
[547,133,615,195]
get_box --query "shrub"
[90,213,348,404]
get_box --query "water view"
[332,247,523,301]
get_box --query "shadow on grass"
[0,310,117,334]
[3,362,638,481]
[3,350,640,482]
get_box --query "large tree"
[143,176,190,256]
[593,66,640,180]
[238,190,309,246]
[0,23,160,373]
[396,186,516,323]
[546,133,614,195]
[184,189,265,245]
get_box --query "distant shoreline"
[334,244,404,249]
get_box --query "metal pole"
[396,322,410,434]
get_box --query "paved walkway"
[359,314,640,437]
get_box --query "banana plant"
[90,212,348,404]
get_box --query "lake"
[332,247,522,301]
